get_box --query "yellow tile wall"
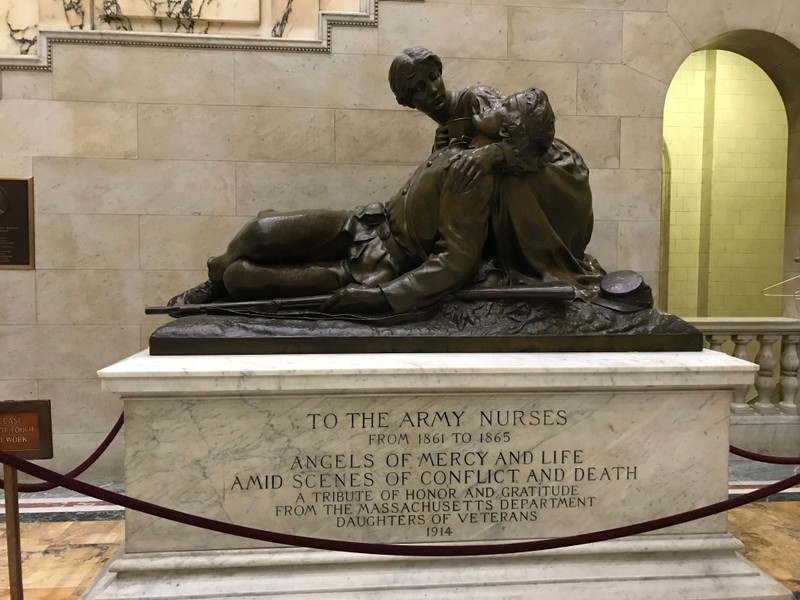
[707,51,787,317]
[664,50,788,317]
[664,51,706,315]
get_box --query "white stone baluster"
[731,335,754,414]
[753,335,779,414]
[706,334,726,353]
[779,334,800,415]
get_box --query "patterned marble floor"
[0,503,797,599]
[0,520,122,599]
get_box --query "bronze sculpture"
[389,47,606,302]
[166,87,589,315]
[147,48,703,354]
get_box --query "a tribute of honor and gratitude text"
[221,394,672,544]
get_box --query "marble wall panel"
[271,0,317,38]
[33,158,236,216]
[0,0,38,55]
[37,0,86,30]
[585,219,619,272]
[617,220,661,272]
[0,271,36,324]
[591,168,661,222]
[235,53,396,109]
[329,25,379,55]
[0,379,38,401]
[335,110,432,166]
[39,378,121,433]
[556,116,620,169]
[620,117,663,170]
[1,70,52,99]
[578,64,668,117]
[320,0,360,10]
[36,270,144,325]
[117,0,260,23]
[0,325,140,379]
[0,155,32,175]
[473,0,665,9]
[90,8,202,34]
[88,10,299,38]
[35,214,140,270]
[138,105,335,162]
[52,45,235,105]
[508,7,622,64]
[0,100,137,158]
[441,59,578,116]
[236,162,415,216]
[622,12,694,84]
[667,0,783,48]
[377,3,508,60]
[776,2,800,56]
[139,216,249,270]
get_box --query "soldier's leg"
[208,209,351,283]
[223,259,353,301]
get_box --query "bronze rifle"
[145,282,576,318]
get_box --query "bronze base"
[149,300,703,355]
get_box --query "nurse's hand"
[445,144,504,193]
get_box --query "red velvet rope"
[0,414,124,493]
[729,445,800,465]
[0,448,799,557]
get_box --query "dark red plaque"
[0,400,52,459]
[0,178,34,269]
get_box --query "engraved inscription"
[223,397,645,544]
[0,412,40,452]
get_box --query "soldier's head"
[388,47,447,116]
[474,88,556,156]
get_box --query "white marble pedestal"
[86,350,791,599]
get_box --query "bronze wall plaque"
[0,178,34,269]
[0,400,53,459]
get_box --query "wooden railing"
[686,317,800,417]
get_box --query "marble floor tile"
[58,520,124,545]
[0,589,75,599]
[0,520,72,551]
[0,521,119,594]
[728,501,800,593]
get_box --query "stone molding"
[0,0,424,71]
[84,534,792,599]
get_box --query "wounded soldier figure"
[167,87,609,316]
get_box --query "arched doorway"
[662,49,788,317]
[661,30,800,316]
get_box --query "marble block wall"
[0,0,798,482]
